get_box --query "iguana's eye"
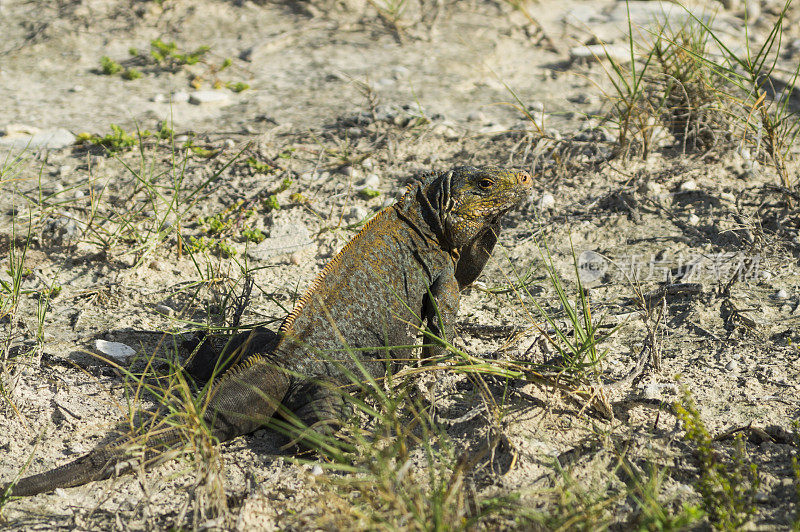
[478,178,494,189]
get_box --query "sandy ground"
[2,0,800,529]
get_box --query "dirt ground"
[2,0,800,530]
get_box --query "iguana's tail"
[4,444,144,497]
[3,355,291,497]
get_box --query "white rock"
[687,213,700,226]
[467,111,486,122]
[759,271,772,281]
[172,91,190,103]
[774,288,789,299]
[680,180,698,191]
[719,192,736,203]
[223,139,235,149]
[247,221,314,261]
[645,182,663,196]
[152,94,166,103]
[189,90,231,105]
[539,193,556,210]
[642,383,662,400]
[725,359,740,372]
[374,77,395,89]
[432,123,459,139]
[311,464,324,476]
[346,205,369,222]
[479,124,508,135]
[95,339,137,362]
[361,173,380,189]
[0,124,75,150]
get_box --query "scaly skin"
[3,165,532,497]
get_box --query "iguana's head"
[441,166,532,249]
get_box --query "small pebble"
[311,464,324,476]
[70,86,85,93]
[466,111,486,122]
[152,94,166,103]
[154,304,173,316]
[346,127,363,138]
[361,173,380,189]
[679,180,698,191]
[95,339,136,361]
[642,383,661,400]
[341,166,355,177]
[172,91,190,103]
[759,271,772,281]
[774,288,789,299]
[725,359,740,372]
[719,192,736,203]
[539,193,555,210]
[687,213,700,226]
[223,139,235,149]
[189,90,230,105]
[346,205,369,222]
[644,182,663,196]
[74,190,84,199]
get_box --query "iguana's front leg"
[422,269,460,360]
[455,224,499,289]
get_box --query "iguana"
[3,165,532,497]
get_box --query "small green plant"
[96,38,250,92]
[149,38,209,67]
[187,236,213,254]
[620,457,704,530]
[186,141,218,158]
[242,228,265,243]
[276,177,293,193]
[675,0,799,186]
[202,213,229,235]
[226,81,249,93]
[122,68,142,80]
[246,157,273,173]
[216,239,236,259]
[593,1,660,158]
[77,122,173,153]
[674,390,759,530]
[359,188,381,199]
[264,194,280,212]
[100,55,123,75]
